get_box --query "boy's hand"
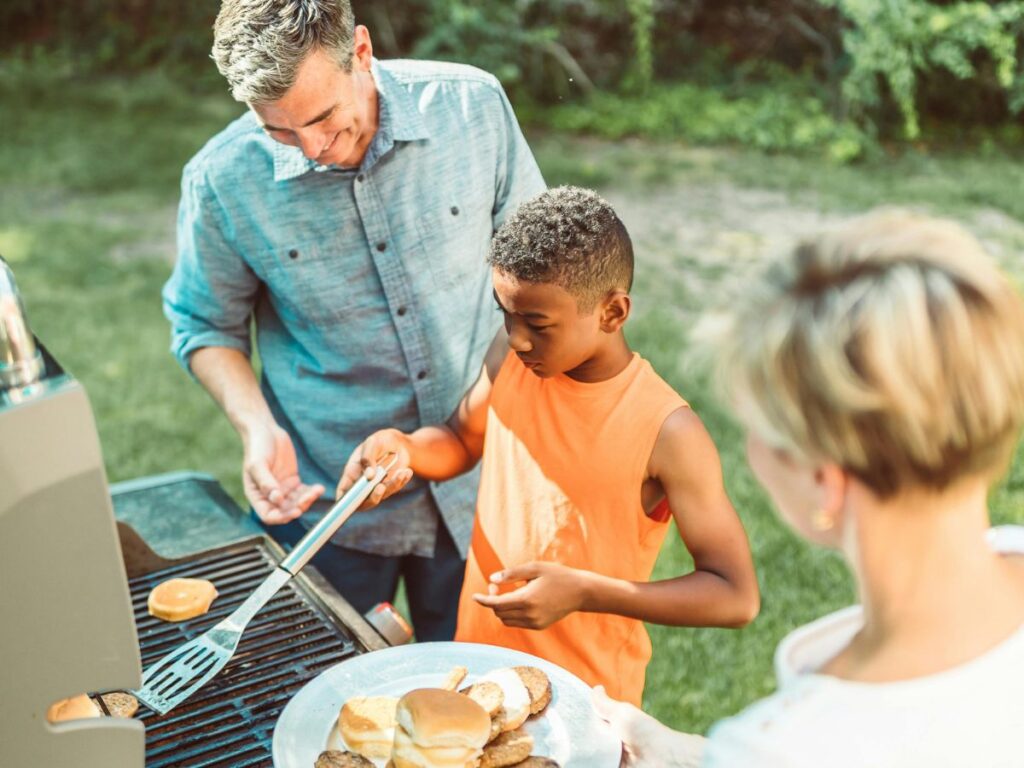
[472,561,588,630]
[591,685,706,768]
[335,428,415,509]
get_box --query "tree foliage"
[3,0,1024,146]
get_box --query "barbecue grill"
[123,524,386,767]
[0,258,392,767]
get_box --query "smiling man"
[161,0,545,640]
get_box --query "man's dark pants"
[257,514,465,642]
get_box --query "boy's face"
[491,268,609,379]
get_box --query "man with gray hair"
[162,0,545,639]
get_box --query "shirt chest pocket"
[415,186,494,292]
[258,238,382,328]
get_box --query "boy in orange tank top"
[338,187,759,704]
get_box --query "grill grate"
[128,540,366,767]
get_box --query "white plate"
[272,641,621,768]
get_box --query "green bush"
[823,0,1024,138]
[4,0,1024,153]
[530,77,869,162]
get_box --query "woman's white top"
[702,526,1024,768]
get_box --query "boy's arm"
[585,406,760,626]
[334,329,508,507]
[476,406,760,629]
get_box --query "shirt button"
[376,242,387,252]
[288,249,299,259]
[356,174,365,182]
[417,370,427,380]
[450,206,459,216]
[397,306,408,316]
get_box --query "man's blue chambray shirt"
[162,59,546,558]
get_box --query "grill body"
[126,535,385,767]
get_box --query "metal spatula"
[133,457,397,715]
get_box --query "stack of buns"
[390,688,491,768]
[338,696,401,760]
[321,665,559,768]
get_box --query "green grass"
[4,67,1024,735]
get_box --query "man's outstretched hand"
[244,421,325,524]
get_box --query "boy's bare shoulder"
[650,405,723,477]
[656,404,705,443]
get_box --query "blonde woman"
[594,211,1024,767]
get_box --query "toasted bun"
[46,694,101,723]
[396,688,491,749]
[339,696,399,759]
[148,578,218,622]
[99,692,139,718]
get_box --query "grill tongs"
[133,456,398,715]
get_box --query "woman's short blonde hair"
[710,210,1024,497]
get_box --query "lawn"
[4,66,1024,734]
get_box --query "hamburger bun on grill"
[508,758,561,768]
[147,577,218,622]
[391,688,491,768]
[46,694,101,723]
[338,695,399,759]
[99,691,139,718]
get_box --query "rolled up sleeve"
[162,163,259,375]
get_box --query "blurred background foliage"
[3,0,1024,161]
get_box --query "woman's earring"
[811,508,836,532]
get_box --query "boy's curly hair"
[489,186,633,311]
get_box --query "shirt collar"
[272,58,429,182]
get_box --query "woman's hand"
[335,428,415,509]
[471,561,589,629]
[592,685,707,768]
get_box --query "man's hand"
[591,686,706,768]
[244,421,325,525]
[471,561,589,630]
[335,428,415,510]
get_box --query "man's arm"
[335,329,508,506]
[164,164,323,524]
[190,347,324,524]
[475,407,760,630]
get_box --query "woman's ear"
[600,291,631,332]
[812,463,849,544]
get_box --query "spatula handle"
[280,459,393,575]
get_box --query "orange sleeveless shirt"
[455,351,687,704]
